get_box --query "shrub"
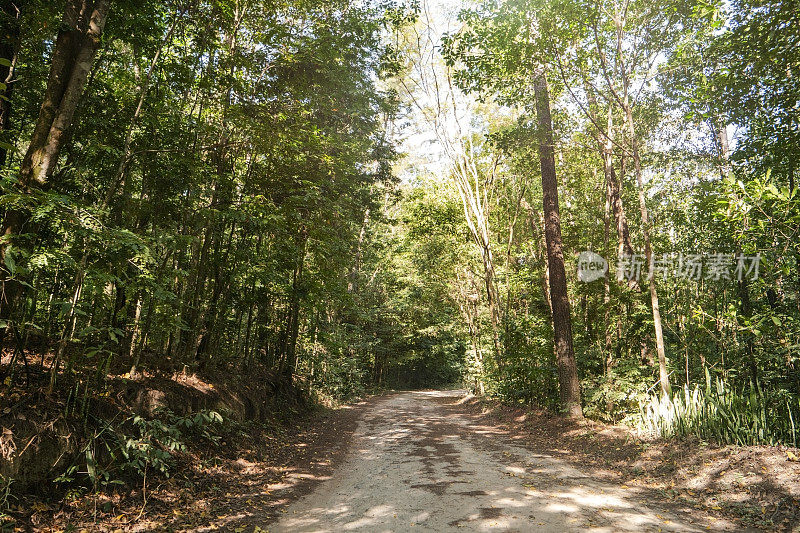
[638,372,800,446]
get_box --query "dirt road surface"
[270,390,722,532]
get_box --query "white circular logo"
[577,251,608,282]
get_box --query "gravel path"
[271,390,707,532]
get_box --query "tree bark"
[715,119,761,394]
[452,151,503,368]
[603,169,614,374]
[281,231,308,378]
[1,0,110,321]
[348,208,370,293]
[18,0,109,188]
[533,74,582,418]
[604,112,635,262]
[128,294,143,375]
[584,86,635,264]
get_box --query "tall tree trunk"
[715,119,761,394]
[603,169,614,374]
[534,74,582,418]
[481,243,503,368]
[600,6,670,396]
[452,153,504,367]
[348,208,370,293]
[584,87,635,264]
[16,0,109,187]
[50,254,87,392]
[281,232,308,379]
[603,111,635,263]
[456,269,485,394]
[128,294,143,375]
[521,201,553,316]
[1,0,110,322]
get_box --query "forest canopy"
[0,0,798,447]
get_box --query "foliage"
[54,409,228,489]
[639,374,800,447]
[0,475,14,532]
[0,0,436,402]
[118,409,225,478]
[1,0,799,461]
[433,0,799,439]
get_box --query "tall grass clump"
[639,373,800,447]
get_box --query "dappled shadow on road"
[444,393,800,531]
[449,393,800,531]
[270,391,725,532]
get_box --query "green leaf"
[86,449,97,484]
[4,252,15,275]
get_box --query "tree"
[534,73,582,416]
[1,0,110,325]
[441,0,584,414]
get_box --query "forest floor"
[453,393,800,532]
[0,362,367,532]
[6,388,800,531]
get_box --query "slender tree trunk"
[481,244,503,367]
[715,120,731,180]
[539,212,553,316]
[521,199,553,315]
[196,217,237,363]
[621,93,671,397]
[50,255,87,392]
[584,88,635,264]
[452,147,503,367]
[1,0,110,325]
[603,171,614,373]
[534,74,582,418]
[102,5,183,210]
[348,208,370,293]
[457,270,485,394]
[604,113,635,263]
[128,294,143,375]
[282,232,307,378]
[715,119,761,394]
[243,295,255,369]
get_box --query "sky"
[391,0,478,185]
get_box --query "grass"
[638,373,800,447]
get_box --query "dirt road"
[271,390,716,532]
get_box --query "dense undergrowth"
[0,356,315,530]
[639,374,800,447]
